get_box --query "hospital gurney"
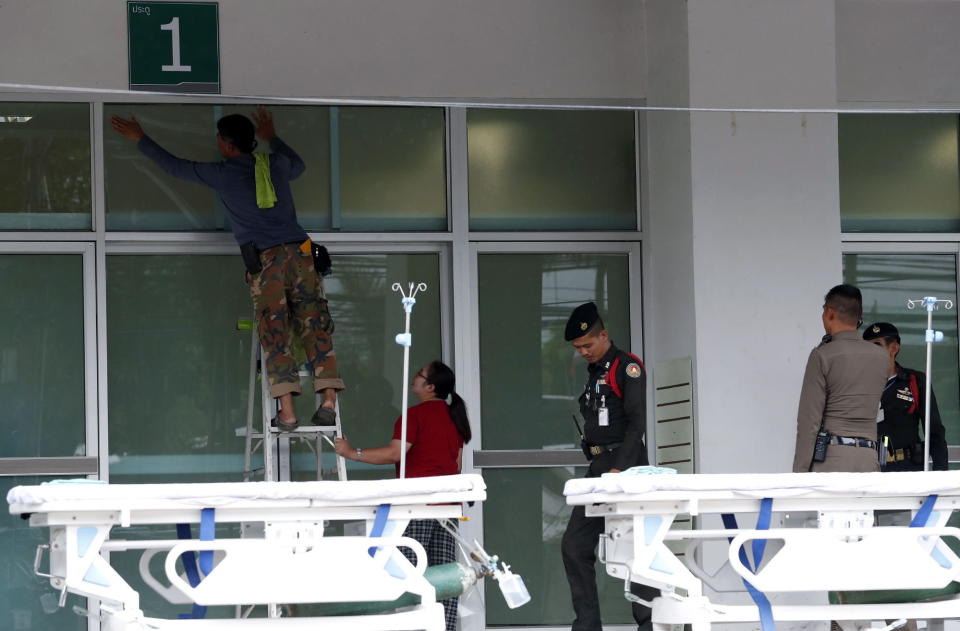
[564,470,960,630]
[8,473,528,630]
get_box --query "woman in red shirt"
[334,360,472,631]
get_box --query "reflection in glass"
[0,255,86,458]
[468,109,637,231]
[483,467,632,625]
[107,253,442,483]
[104,104,332,231]
[0,102,91,229]
[843,254,960,443]
[0,476,85,631]
[293,253,444,481]
[478,253,631,450]
[104,104,446,232]
[338,107,447,231]
[840,114,960,232]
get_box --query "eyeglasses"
[416,370,428,380]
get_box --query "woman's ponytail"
[426,360,472,444]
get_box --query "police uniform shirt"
[579,343,649,470]
[879,364,948,471]
[792,329,889,473]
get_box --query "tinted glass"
[0,102,91,229]
[468,109,636,231]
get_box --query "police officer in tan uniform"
[792,284,889,473]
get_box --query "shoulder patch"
[625,362,642,378]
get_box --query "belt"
[588,442,623,456]
[828,435,877,450]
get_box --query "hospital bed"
[564,470,960,630]
[8,474,526,630]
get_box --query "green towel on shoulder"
[253,153,277,209]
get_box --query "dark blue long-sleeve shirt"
[137,135,309,249]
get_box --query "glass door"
[463,242,643,630]
[0,241,97,631]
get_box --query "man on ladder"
[111,107,344,430]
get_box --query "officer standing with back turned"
[560,302,657,631]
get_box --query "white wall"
[642,0,843,474]
[837,0,960,105]
[0,0,646,100]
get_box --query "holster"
[312,243,332,277]
[580,439,593,462]
[812,429,829,463]
[910,442,925,466]
[239,242,262,275]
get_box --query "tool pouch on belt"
[312,243,333,277]
[240,242,262,275]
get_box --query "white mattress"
[564,470,960,500]
[7,474,485,513]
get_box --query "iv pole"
[905,296,954,471]
[393,282,427,479]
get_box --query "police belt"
[587,442,623,456]
[828,435,877,450]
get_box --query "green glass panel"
[107,253,441,483]
[0,102,91,229]
[483,467,632,626]
[107,254,253,482]
[468,109,637,231]
[338,107,447,231]
[105,103,446,232]
[0,476,85,631]
[843,254,960,444]
[0,255,86,458]
[292,253,444,481]
[478,253,632,450]
[104,104,332,231]
[840,114,960,232]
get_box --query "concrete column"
[646,0,842,473]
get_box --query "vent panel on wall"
[653,358,694,473]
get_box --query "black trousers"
[561,451,657,631]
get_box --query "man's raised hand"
[253,106,276,142]
[110,116,145,141]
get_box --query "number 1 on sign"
[160,17,192,72]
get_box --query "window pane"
[843,253,960,444]
[468,109,637,231]
[338,107,447,231]
[0,102,91,229]
[478,253,632,449]
[840,114,960,232]
[1,476,86,631]
[107,253,442,483]
[0,255,86,457]
[107,255,253,482]
[302,253,444,480]
[104,104,446,232]
[104,104,332,231]
[483,467,632,625]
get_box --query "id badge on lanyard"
[599,396,609,426]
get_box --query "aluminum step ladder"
[239,323,347,483]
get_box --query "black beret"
[863,322,900,342]
[565,302,601,341]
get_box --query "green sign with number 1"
[128,1,219,93]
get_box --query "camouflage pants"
[247,242,345,398]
